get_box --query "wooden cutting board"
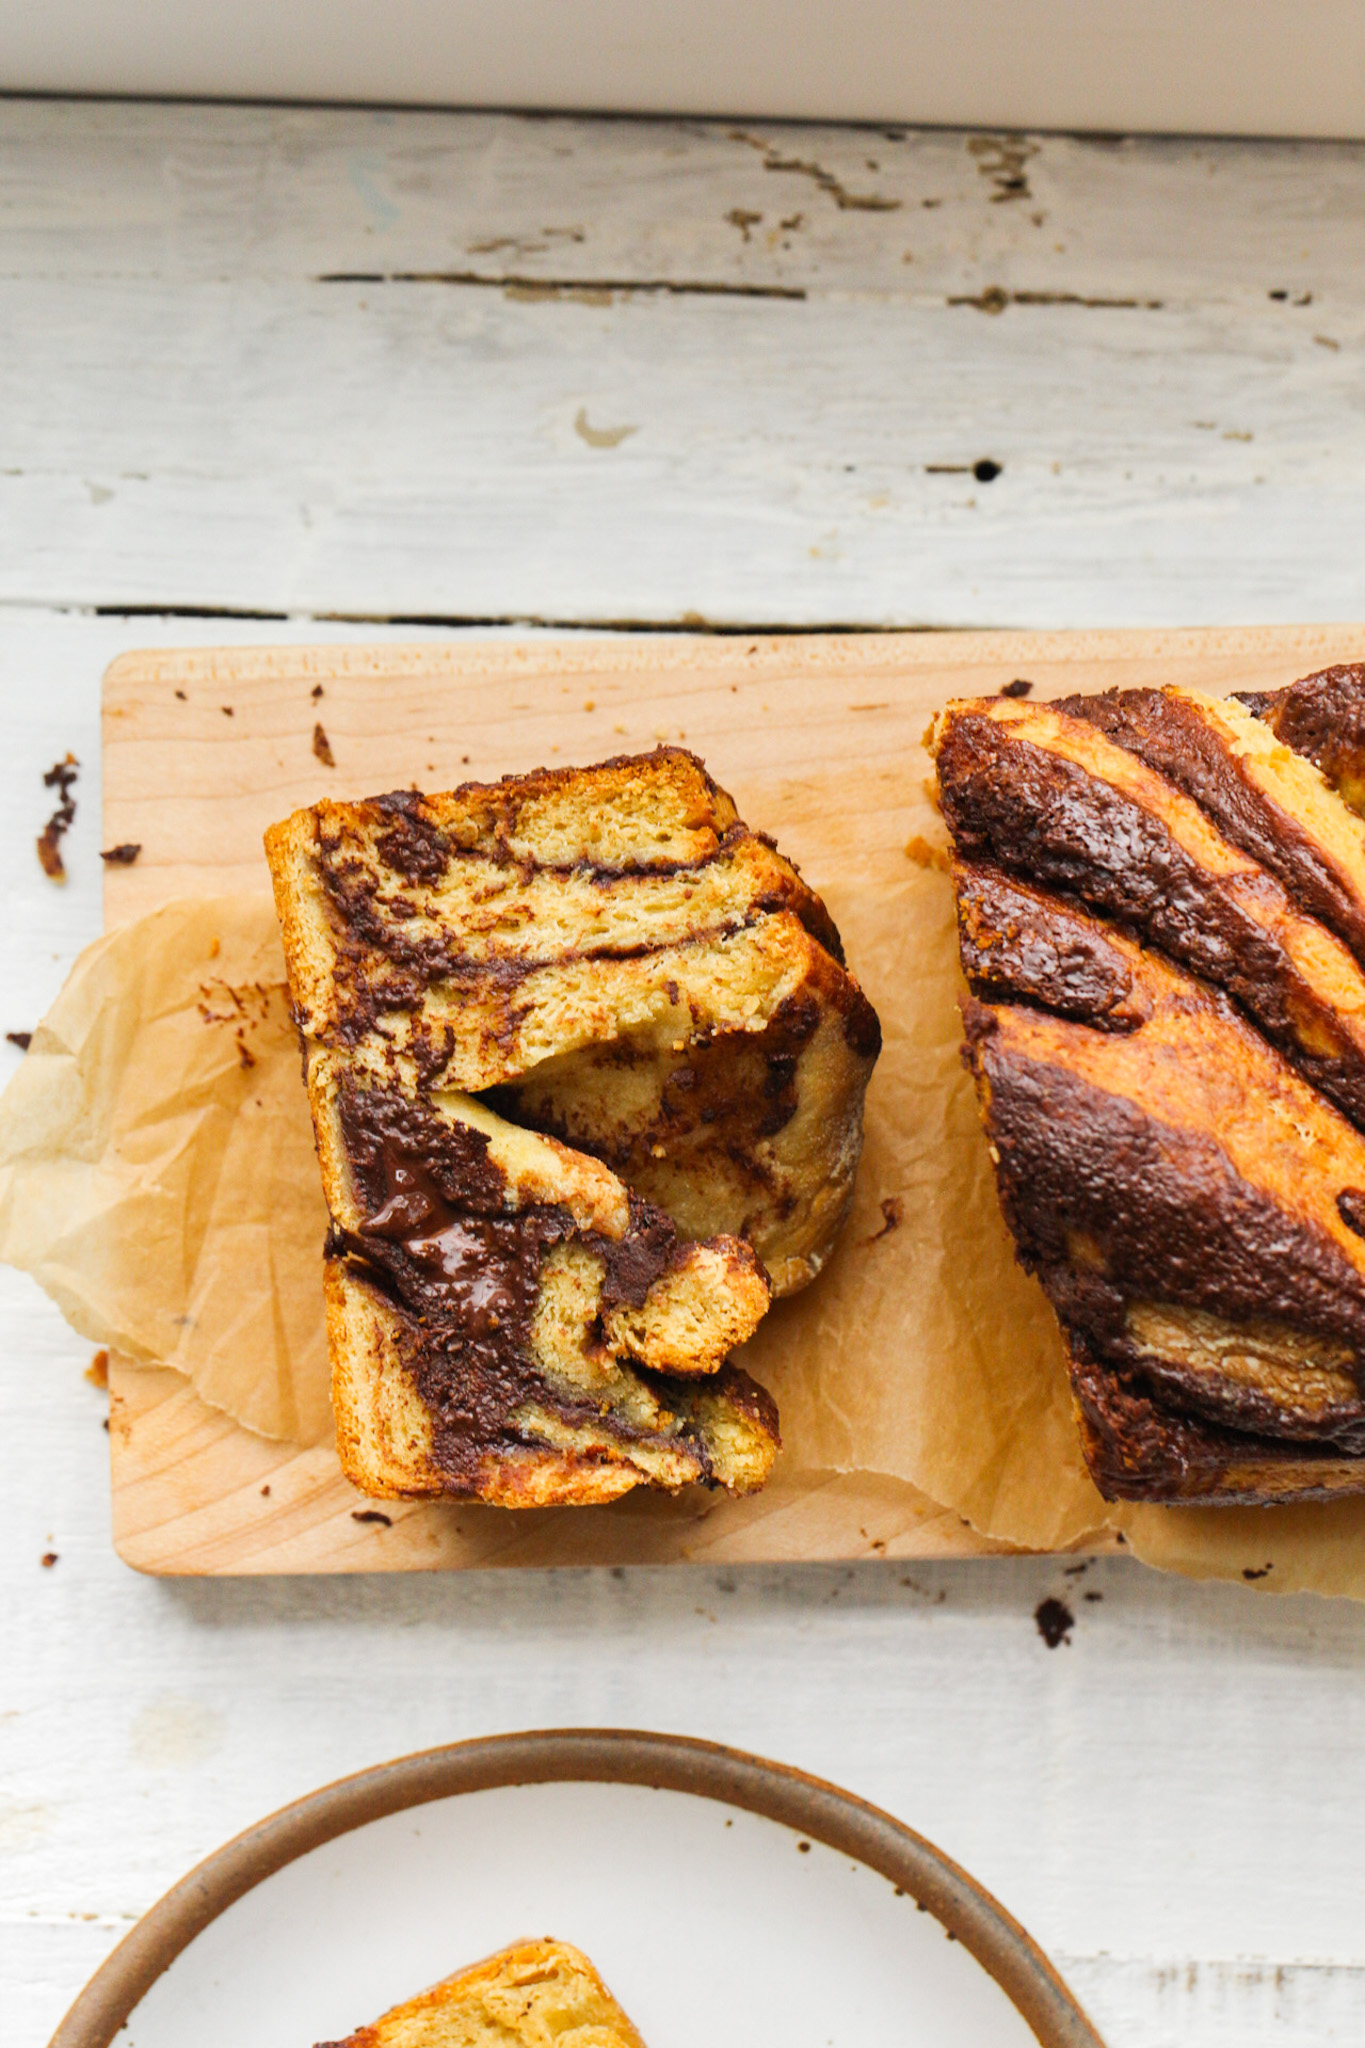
[102,624,1365,1574]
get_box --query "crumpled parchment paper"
[4,879,1363,1596]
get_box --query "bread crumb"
[905,835,950,872]
[86,1349,109,1389]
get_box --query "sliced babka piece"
[269,748,879,1294]
[315,1066,776,1503]
[267,748,877,1504]
[1237,661,1365,817]
[315,1939,647,2048]
[956,869,1365,1503]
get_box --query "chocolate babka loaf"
[1238,661,1365,818]
[316,1939,646,2048]
[267,748,878,1504]
[931,670,1365,1504]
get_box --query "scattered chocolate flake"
[40,1551,58,1569]
[351,1508,393,1527]
[234,1027,257,1071]
[312,722,335,767]
[174,688,187,701]
[6,1032,31,1051]
[100,842,142,866]
[867,1195,904,1243]
[796,1839,811,1853]
[311,683,324,700]
[1000,677,1034,698]
[904,834,950,872]
[260,1483,271,1497]
[1242,1563,1274,1581]
[36,753,79,881]
[221,705,234,717]
[1034,1596,1074,1647]
[86,1349,109,1389]
[1083,1590,1103,1603]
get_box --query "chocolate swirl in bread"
[268,747,878,1504]
[932,673,1365,1504]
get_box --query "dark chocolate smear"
[954,861,1147,1030]
[936,714,1365,1129]
[962,1003,1365,1370]
[335,1081,696,1486]
[1060,686,1365,969]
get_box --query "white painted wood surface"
[3,100,1365,2048]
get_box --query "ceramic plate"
[50,1732,1102,2048]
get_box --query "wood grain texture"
[2,103,1364,629]
[8,97,1365,2048]
[102,623,1365,1575]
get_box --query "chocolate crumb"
[1242,1563,1274,1581]
[312,722,336,767]
[796,1839,811,1853]
[1000,677,1034,698]
[1034,1596,1074,1647]
[7,1032,31,1051]
[1083,1590,1103,1602]
[221,705,234,717]
[100,842,142,866]
[86,1349,109,1389]
[260,1483,271,1497]
[867,1195,904,1242]
[351,1508,393,1527]
[40,1551,58,1568]
[174,688,187,701]
[311,683,324,700]
[37,753,79,881]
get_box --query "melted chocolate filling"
[1059,686,1365,968]
[335,1082,693,1483]
[936,713,1365,1129]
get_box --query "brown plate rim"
[47,1728,1105,2048]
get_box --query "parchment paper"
[5,881,1365,1597]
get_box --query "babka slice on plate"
[267,747,878,1504]
[932,672,1365,1505]
[316,1939,646,2048]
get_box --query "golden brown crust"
[316,1937,648,2047]
[934,682,1365,1505]
[265,748,874,1506]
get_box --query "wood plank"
[3,104,1363,626]
[7,1,1365,141]
[101,623,1365,1573]
[109,1362,1022,1575]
